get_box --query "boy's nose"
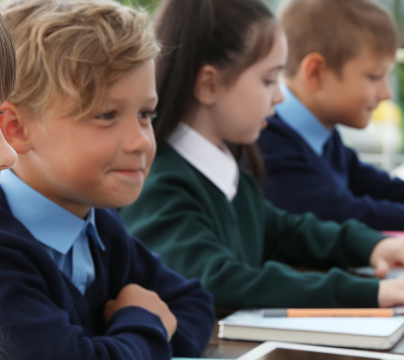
[379,80,393,101]
[124,122,154,154]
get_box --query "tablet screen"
[258,348,392,360]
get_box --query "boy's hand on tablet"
[378,278,404,307]
[370,237,404,278]
[103,284,178,340]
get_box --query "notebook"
[218,309,404,350]
[349,266,404,279]
[236,341,404,360]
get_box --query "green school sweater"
[120,143,384,310]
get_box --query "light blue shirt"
[1,169,105,294]
[276,84,332,156]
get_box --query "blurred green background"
[115,0,404,102]
[115,0,404,45]
[116,0,404,33]
[114,0,404,171]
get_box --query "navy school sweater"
[258,114,404,231]
[0,188,214,360]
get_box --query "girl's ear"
[300,53,327,91]
[194,65,221,106]
[0,102,32,154]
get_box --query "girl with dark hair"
[121,0,404,310]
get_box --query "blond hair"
[0,13,16,103]
[280,0,397,78]
[1,0,159,119]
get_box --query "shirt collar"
[168,123,239,201]
[1,169,105,254]
[276,84,332,155]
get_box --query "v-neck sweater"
[258,114,404,231]
[0,187,214,360]
[121,143,384,311]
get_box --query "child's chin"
[353,118,371,130]
[242,133,261,145]
[95,192,143,209]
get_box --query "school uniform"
[0,169,214,360]
[120,123,385,311]
[258,85,404,231]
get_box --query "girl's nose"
[272,83,285,107]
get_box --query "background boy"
[0,0,214,359]
[258,0,404,231]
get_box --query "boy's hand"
[370,238,404,278]
[379,278,404,307]
[103,284,178,340]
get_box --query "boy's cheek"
[145,142,157,178]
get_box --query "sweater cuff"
[343,220,386,265]
[106,306,168,340]
[335,273,380,308]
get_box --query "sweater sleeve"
[347,145,404,202]
[123,223,215,358]
[0,231,214,360]
[120,175,382,311]
[262,200,385,269]
[259,126,404,231]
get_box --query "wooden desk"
[202,322,404,359]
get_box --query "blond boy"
[0,0,214,359]
[258,0,404,231]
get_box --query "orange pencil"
[260,308,404,317]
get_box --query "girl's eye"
[95,110,117,120]
[139,110,158,122]
[264,79,276,87]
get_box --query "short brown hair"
[0,13,16,104]
[281,0,397,78]
[1,0,159,119]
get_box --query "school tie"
[71,222,97,294]
[322,136,334,160]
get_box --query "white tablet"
[236,341,404,360]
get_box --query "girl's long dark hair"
[153,0,279,180]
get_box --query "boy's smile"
[6,60,157,218]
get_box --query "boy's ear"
[300,53,327,91]
[194,65,221,106]
[0,102,32,154]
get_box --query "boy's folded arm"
[0,238,172,360]
[262,200,385,270]
[126,232,215,358]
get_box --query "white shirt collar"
[168,123,239,201]
[276,84,332,155]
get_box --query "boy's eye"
[95,110,117,120]
[367,74,383,81]
[139,110,158,122]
